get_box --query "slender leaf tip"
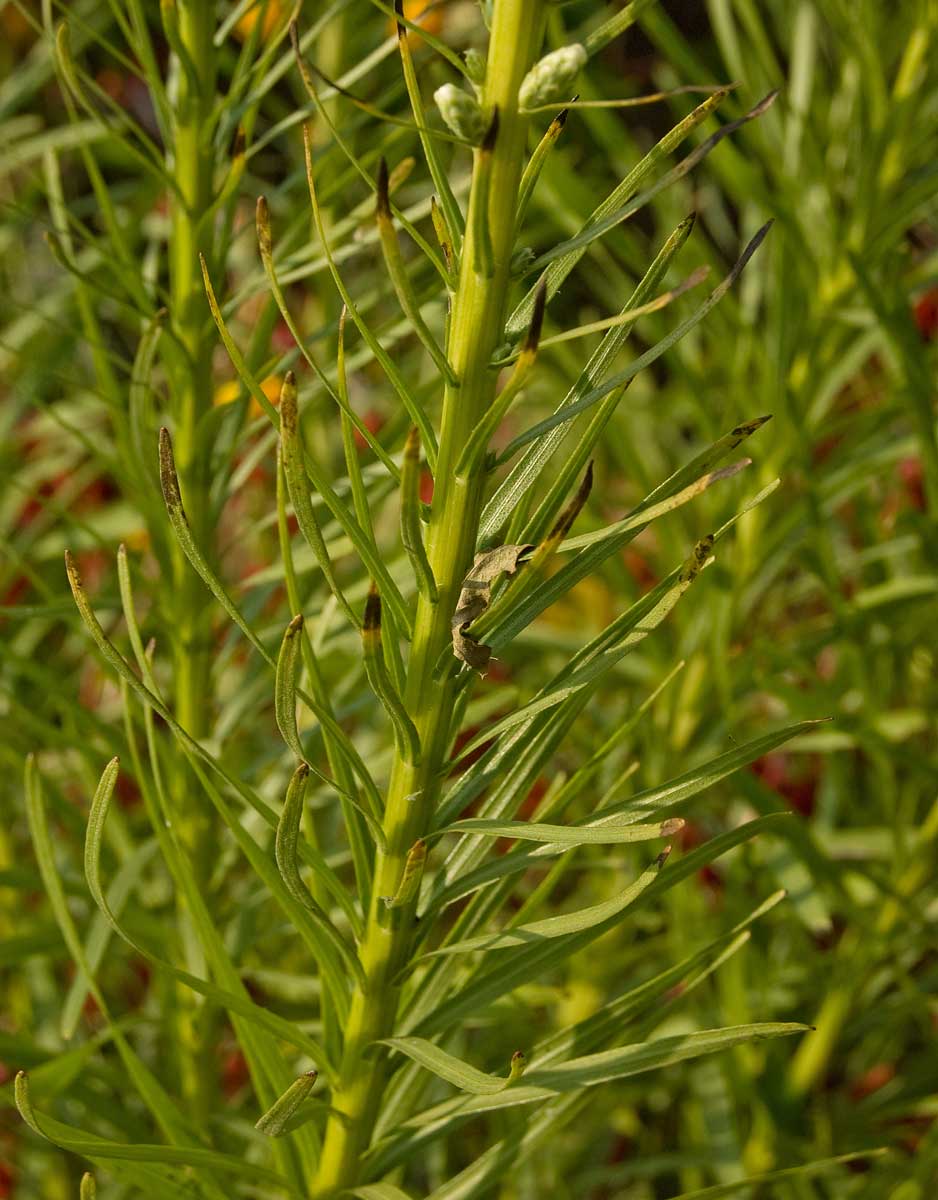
[731,414,772,445]
[287,613,304,637]
[393,0,406,38]
[405,426,421,460]
[280,371,298,432]
[158,426,183,512]
[256,195,271,256]
[376,157,392,221]
[660,817,685,837]
[656,845,673,868]
[546,461,594,542]
[364,585,381,632]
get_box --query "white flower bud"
[518,43,587,111]
[434,83,486,144]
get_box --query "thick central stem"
[166,3,217,1125]
[310,2,545,1192]
[170,4,216,744]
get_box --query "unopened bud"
[434,83,486,144]
[464,48,486,84]
[519,44,587,111]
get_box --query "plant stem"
[169,3,216,744]
[310,1,546,1192]
[166,1,217,1124]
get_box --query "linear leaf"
[380,1038,524,1095]
[442,816,684,846]
[412,815,790,1037]
[15,1072,301,1193]
[506,91,777,335]
[483,214,698,540]
[369,1023,807,1179]
[419,851,668,961]
[502,224,771,459]
[255,1072,319,1137]
[671,1152,889,1198]
[583,721,827,828]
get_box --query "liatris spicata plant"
[9,2,859,1197]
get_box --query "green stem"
[169,2,217,742]
[166,1,217,1126]
[309,1,546,1192]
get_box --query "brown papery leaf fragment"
[452,544,532,671]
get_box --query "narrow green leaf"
[15,1072,302,1192]
[420,850,669,960]
[276,614,309,761]
[128,308,164,491]
[516,107,569,230]
[442,816,684,845]
[465,550,705,757]
[371,1022,807,1178]
[423,1023,809,1119]
[502,224,772,458]
[483,213,698,540]
[400,427,438,602]
[302,123,438,465]
[199,251,279,425]
[376,159,455,383]
[536,890,789,1065]
[392,0,465,250]
[255,196,399,477]
[507,91,777,335]
[64,551,343,873]
[275,765,367,988]
[672,1151,890,1198]
[485,429,776,652]
[383,840,428,910]
[471,110,499,277]
[362,588,421,764]
[24,757,218,1158]
[414,816,790,1037]
[584,0,661,56]
[159,425,291,657]
[80,755,336,1074]
[277,379,360,629]
[255,1072,319,1137]
[380,1037,524,1095]
[586,721,827,828]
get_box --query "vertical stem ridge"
[309,1,546,1193]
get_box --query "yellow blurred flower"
[234,1,283,42]
[390,0,445,40]
[214,375,282,419]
